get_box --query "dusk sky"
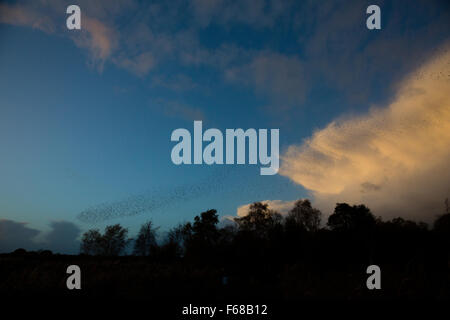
[0,0,449,253]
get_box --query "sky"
[0,0,449,253]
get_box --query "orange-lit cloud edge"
[275,46,450,222]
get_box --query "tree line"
[79,200,450,268]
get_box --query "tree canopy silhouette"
[80,229,102,255]
[133,220,158,256]
[184,209,220,257]
[80,224,130,256]
[7,198,450,300]
[327,203,376,232]
[286,199,321,232]
[234,202,282,236]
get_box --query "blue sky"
[0,0,449,253]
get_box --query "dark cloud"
[0,219,40,253]
[44,221,81,254]
[0,219,81,254]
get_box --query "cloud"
[218,199,298,228]
[298,0,450,105]
[2,0,448,82]
[150,98,206,122]
[236,199,297,217]
[113,23,180,76]
[0,3,55,33]
[190,0,224,27]
[43,221,81,254]
[0,2,117,70]
[72,16,118,70]
[0,1,293,78]
[0,219,81,254]
[191,0,293,28]
[0,219,40,253]
[280,48,450,221]
[219,215,238,228]
[150,74,199,92]
[115,51,155,76]
[226,52,306,106]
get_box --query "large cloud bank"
[280,48,450,221]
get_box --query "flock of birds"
[77,166,294,224]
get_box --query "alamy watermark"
[170,121,279,175]
[66,5,81,30]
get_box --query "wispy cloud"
[71,16,118,70]
[0,3,55,33]
[226,52,306,107]
[1,0,449,117]
[280,47,450,221]
[190,0,293,28]
[0,2,118,70]
[150,74,199,92]
[150,98,206,122]
[115,51,155,76]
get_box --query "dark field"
[2,202,450,317]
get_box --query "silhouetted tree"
[133,221,159,256]
[184,209,220,258]
[100,224,131,256]
[80,224,130,256]
[434,213,450,234]
[433,212,450,252]
[38,250,53,256]
[286,199,321,232]
[327,203,376,232]
[80,229,102,255]
[192,209,219,243]
[12,248,27,255]
[433,210,450,260]
[234,202,282,235]
[433,199,450,248]
[159,223,191,259]
[7,198,450,300]
[387,217,428,231]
